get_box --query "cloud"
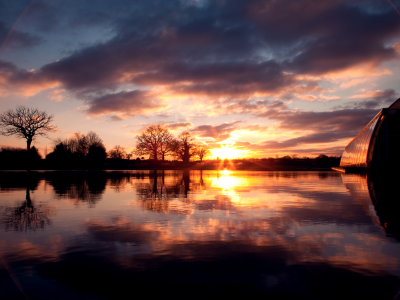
[48,89,66,102]
[240,124,269,132]
[349,89,398,109]
[191,121,242,141]
[1,0,400,122]
[340,78,369,88]
[259,107,380,133]
[0,60,59,97]
[0,21,43,51]
[164,122,193,130]
[253,103,387,152]
[260,132,354,150]
[86,90,166,118]
[350,89,396,99]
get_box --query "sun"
[210,144,247,160]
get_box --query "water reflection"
[2,171,400,299]
[342,172,400,240]
[1,187,53,232]
[47,172,108,206]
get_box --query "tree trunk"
[27,138,32,152]
[183,147,190,163]
[26,138,33,171]
[153,149,158,161]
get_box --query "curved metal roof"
[340,98,400,168]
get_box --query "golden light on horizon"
[210,144,248,159]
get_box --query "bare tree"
[196,144,211,162]
[49,131,107,161]
[134,124,174,161]
[86,131,104,148]
[176,131,197,163]
[0,106,57,152]
[108,145,127,159]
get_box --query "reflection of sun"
[212,172,245,202]
[221,169,231,175]
[213,171,247,191]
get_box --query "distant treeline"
[0,144,341,170]
[0,146,42,162]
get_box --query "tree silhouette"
[196,145,211,162]
[134,124,174,161]
[108,145,127,159]
[49,131,106,161]
[0,106,57,153]
[176,131,197,163]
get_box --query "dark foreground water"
[1,170,400,300]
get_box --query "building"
[339,98,400,170]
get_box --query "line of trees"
[1,106,337,165]
[44,124,212,163]
[0,106,211,163]
[134,124,210,162]
[46,131,107,161]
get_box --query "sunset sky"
[0,0,400,159]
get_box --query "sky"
[0,0,400,159]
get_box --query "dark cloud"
[260,108,378,133]
[0,0,399,153]
[260,132,355,150]
[0,60,58,95]
[255,105,384,151]
[0,21,43,50]
[191,121,242,141]
[3,0,399,102]
[86,90,166,117]
[350,89,398,109]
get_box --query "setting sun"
[210,144,247,160]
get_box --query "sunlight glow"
[221,169,231,175]
[210,144,247,159]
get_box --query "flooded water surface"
[1,170,400,299]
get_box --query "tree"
[0,106,57,152]
[48,131,106,161]
[86,131,107,160]
[134,124,174,161]
[196,145,211,162]
[176,131,197,163]
[108,145,127,159]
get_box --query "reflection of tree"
[0,171,42,191]
[2,187,53,232]
[46,172,108,207]
[136,170,208,213]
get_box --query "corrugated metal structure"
[340,98,400,169]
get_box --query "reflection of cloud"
[2,170,400,298]
[86,218,161,245]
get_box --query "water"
[1,170,400,299]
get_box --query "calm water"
[1,170,400,299]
